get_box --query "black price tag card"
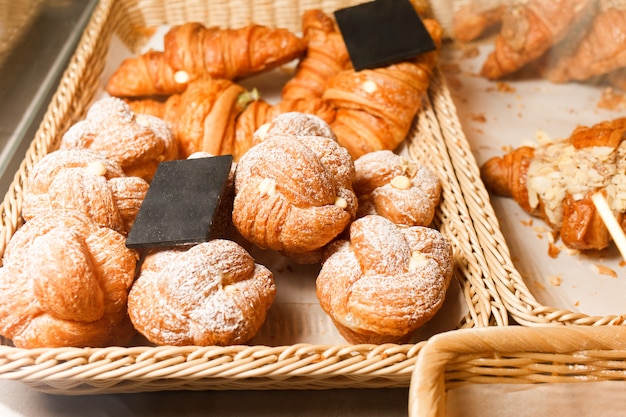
[126,155,233,249]
[334,0,436,71]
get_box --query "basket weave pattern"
[0,0,506,393]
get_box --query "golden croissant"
[126,78,250,158]
[481,117,626,250]
[480,0,597,80]
[323,18,443,159]
[106,22,306,97]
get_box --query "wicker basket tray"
[437,24,626,326]
[409,326,626,417]
[0,0,507,394]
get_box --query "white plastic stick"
[591,192,626,262]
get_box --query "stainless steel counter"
[0,1,411,415]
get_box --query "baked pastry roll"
[546,1,626,83]
[316,215,453,344]
[127,239,275,346]
[322,18,443,159]
[353,150,441,226]
[480,0,597,80]
[126,78,249,158]
[232,112,357,263]
[481,117,626,250]
[281,9,352,101]
[0,210,138,348]
[60,97,178,182]
[22,149,149,235]
[106,22,306,98]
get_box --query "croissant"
[22,149,149,235]
[481,117,626,250]
[128,239,275,346]
[126,78,252,158]
[323,18,443,159]
[60,97,178,182]
[480,0,597,80]
[106,22,306,97]
[232,113,358,263]
[0,210,138,348]
[316,214,453,344]
[546,3,626,83]
[281,9,352,101]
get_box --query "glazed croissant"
[60,97,178,182]
[0,210,138,348]
[323,18,443,159]
[22,149,149,235]
[281,9,352,101]
[126,78,249,158]
[481,117,626,250]
[480,0,597,80]
[316,214,453,344]
[106,22,306,97]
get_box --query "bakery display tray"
[0,0,506,394]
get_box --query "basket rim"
[0,0,506,393]
[409,326,626,417]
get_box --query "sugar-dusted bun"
[22,148,149,235]
[60,97,178,182]
[353,150,441,226]
[316,215,453,344]
[254,111,337,143]
[232,122,357,262]
[128,239,275,346]
[0,210,139,348]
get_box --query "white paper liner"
[441,43,626,316]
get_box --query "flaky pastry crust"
[353,150,441,226]
[127,239,275,346]
[60,97,178,182]
[316,215,453,344]
[22,149,149,235]
[232,113,357,262]
[0,210,138,348]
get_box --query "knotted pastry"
[126,78,250,158]
[322,18,443,159]
[60,97,178,182]
[22,149,149,235]
[353,150,441,226]
[232,112,357,263]
[480,0,597,80]
[316,215,453,344]
[106,22,306,97]
[281,9,352,101]
[0,210,138,348]
[232,96,336,161]
[481,117,626,250]
[127,239,275,346]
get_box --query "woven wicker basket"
[0,0,507,394]
[409,326,626,417]
[0,0,45,69]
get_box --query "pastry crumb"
[547,242,561,258]
[594,263,618,278]
[549,275,562,286]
